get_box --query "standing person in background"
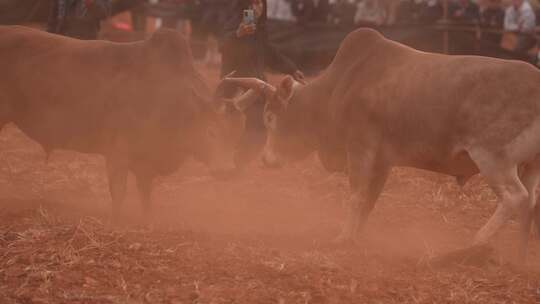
[190,0,230,64]
[449,0,480,23]
[379,0,403,25]
[414,0,443,24]
[354,0,387,26]
[159,0,191,34]
[47,0,111,39]
[328,0,357,26]
[480,0,505,43]
[291,0,331,25]
[480,0,504,28]
[267,0,296,21]
[220,0,305,170]
[504,0,537,52]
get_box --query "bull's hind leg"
[516,162,540,261]
[469,149,529,258]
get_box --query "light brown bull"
[226,28,540,261]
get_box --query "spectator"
[449,0,480,22]
[354,0,386,26]
[393,0,419,24]
[379,0,403,25]
[480,0,504,27]
[291,0,332,25]
[220,0,305,169]
[157,0,190,34]
[404,0,442,24]
[47,0,111,39]
[479,0,504,43]
[328,0,357,26]
[504,0,536,52]
[267,0,296,21]
[190,0,229,63]
[422,0,443,23]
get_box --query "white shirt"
[355,1,386,25]
[504,1,536,33]
[267,0,296,21]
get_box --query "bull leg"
[335,144,389,243]
[133,169,155,226]
[469,150,529,258]
[517,163,540,261]
[105,157,129,225]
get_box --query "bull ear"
[277,76,296,104]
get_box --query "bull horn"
[223,70,236,78]
[223,77,276,97]
[213,71,237,100]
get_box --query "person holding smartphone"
[220,0,305,170]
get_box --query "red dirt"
[1,66,540,303]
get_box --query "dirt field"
[1,66,540,303]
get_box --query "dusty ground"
[2,63,540,303]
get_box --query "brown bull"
[0,26,256,222]
[227,28,540,261]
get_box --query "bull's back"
[394,54,540,142]
[332,40,540,153]
[0,26,143,152]
[340,43,540,126]
[0,26,75,70]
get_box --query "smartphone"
[243,9,255,25]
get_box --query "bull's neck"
[301,75,335,140]
[301,74,347,172]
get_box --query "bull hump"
[329,29,389,70]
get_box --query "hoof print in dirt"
[428,244,496,268]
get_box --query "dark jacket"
[291,0,330,25]
[47,0,111,40]
[220,0,298,80]
[448,1,480,23]
[481,6,504,28]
